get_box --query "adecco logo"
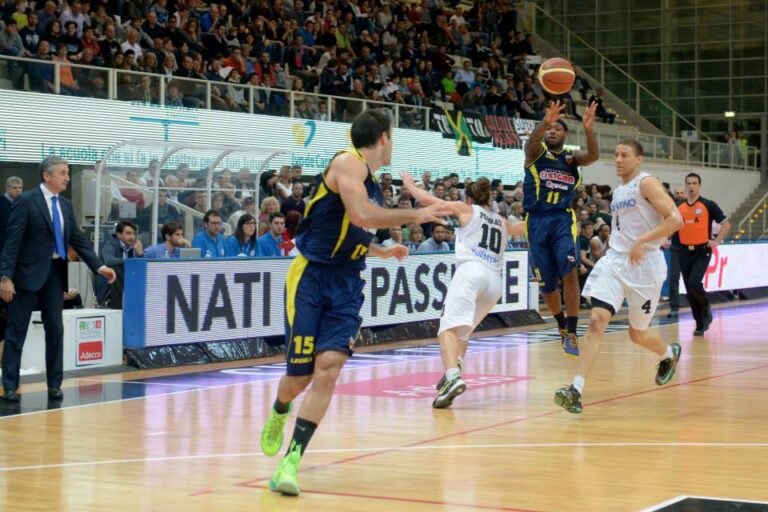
[78,341,104,364]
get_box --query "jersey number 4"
[479,224,503,253]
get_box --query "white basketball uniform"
[439,205,510,340]
[582,172,667,330]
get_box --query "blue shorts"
[284,255,364,376]
[526,210,578,293]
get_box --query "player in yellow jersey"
[260,109,454,496]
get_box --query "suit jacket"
[0,188,103,292]
[100,236,141,266]
[0,195,12,257]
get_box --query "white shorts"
[582,249,667,330]
[438,261,502,341]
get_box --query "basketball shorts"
[583,249,667,330]
[526,211,578,293]
[284,255,365,376]
[439,261,503,342]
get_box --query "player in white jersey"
[555,139,684,414]
[402,173,524,408]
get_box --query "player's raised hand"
[417,202,454,225]
[582,102,598,131]
[399,171,416,192]
[543,100,566,125]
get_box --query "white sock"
[661,345,674,361]
[572,375,585,394]
[456,356,464,370]
[445,367,461,380]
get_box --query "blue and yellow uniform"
[524,143,581,293]
[285,149,383,375]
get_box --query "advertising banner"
[124,252,529,348]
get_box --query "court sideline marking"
[0,441,766,473]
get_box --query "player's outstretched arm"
[400,171,472,224]
[629,176,684,263]
[574,102,599,166]
[334,155,454,229]
[368,242,408,261]
[524,100,564,167]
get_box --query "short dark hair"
[269,212,285,223]
[350,109,392,149]
[685,172,701,184]
[555,119,569,132]
[116,221,137,234]
[617,139,644,156]
[161,221,183,240]
[203,209,221,223]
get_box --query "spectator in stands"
[417,224,450,253]
[228,196,257,226]
[37,1,58,34]
[0,176,23,258]
[259,195,280,223]
[19,13,42,56]
[381,226,403,247]
[281,182,306,216]
[454,60,475,89]
[588,87,616,124]
[225,213,258,257]
[497,191,517,218]
[101,221,144,264]
[0,19,23,56]
[275,165,293,201]
[144,221,190,259]
[192,209,227,258]
[405,224,424,249]
[590,221,610,262]
[59,0,85,38]
[590,200,612,225]
[257,212,286,257]
[259,169,278,199]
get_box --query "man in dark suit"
[97,221,144,307]
[0,176,24,257]
[0,157,116,402]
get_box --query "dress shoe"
[3,389,20,402]
[693,328,705,336]
[48,388,64,400]
[666,309,678,319]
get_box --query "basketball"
[538,57,576,95]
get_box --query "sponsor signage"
[76,317,105,366]
[689,243,768,293]
[0,90,526,182]
[123,252,529,348]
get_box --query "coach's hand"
[98,267,117,284]
[0,278,15,303]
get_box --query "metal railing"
[0,53,759,171]
[525,2,706,141]
[567,125,759,170]
[0,53,431,130]
[735,190,768,241]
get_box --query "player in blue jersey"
[259,109,454,497]
[524,100,599,357]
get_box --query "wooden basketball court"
[1,301,767,511]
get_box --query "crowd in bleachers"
[105,159,621,264]
[0,0,577,124]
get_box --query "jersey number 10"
[479,224,503,253]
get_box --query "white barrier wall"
[123,252,529,348]
[585,160,760,217]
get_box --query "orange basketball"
[538,58,576,95]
